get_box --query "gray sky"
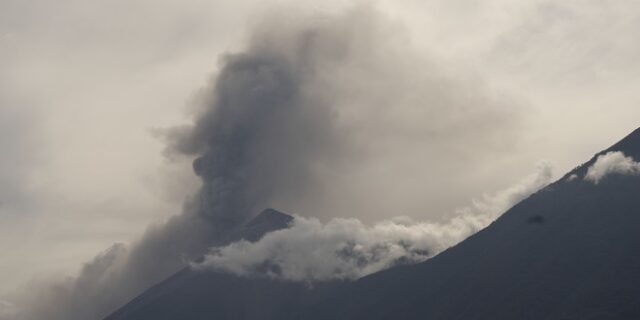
[1,0,640,300]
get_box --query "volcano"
[106,128,640,320]
[104,208,325,320]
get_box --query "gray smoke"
[9,7,355,320]
[8,5,523,320]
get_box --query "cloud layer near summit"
[196,162,552,282]
[585,152,640,184]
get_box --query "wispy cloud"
[585,151,640,184]
[195,162,553,282]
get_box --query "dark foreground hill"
[104,208,333,320]
[106,128,640,320]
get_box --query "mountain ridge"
[105,208,300,320]
[298,127,640,319]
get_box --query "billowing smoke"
[8,5,524,320]
[585,151,640,183]
[195,162,553,282]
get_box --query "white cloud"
[195,162,553,282]
[585,151,640,184]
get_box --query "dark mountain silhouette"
[225,208,294,243]
[104,208,327,320]
[105,128,640,320]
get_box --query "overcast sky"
[2,0,640,299]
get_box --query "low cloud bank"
[585,151,640,184]
[195,162,553,281]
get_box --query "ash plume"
[8,5,523,320]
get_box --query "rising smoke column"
[11,7,362,320]
[119,11,353,294]
[10,6,523,320]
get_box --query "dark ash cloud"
[8,5,524,319]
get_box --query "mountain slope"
[300,127,640,320]
[105,267,339,320]
[104,208,338,320]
